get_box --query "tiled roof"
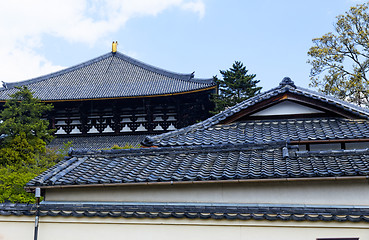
[0,52,215,101]
[48,135,151,150]
[143,118,369,147]
[142,78,369,147]
[1,202,368,222]
[27,142,369,187]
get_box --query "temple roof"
[143,77,369,147]
[27,142,369,188]
[0,52,215,101]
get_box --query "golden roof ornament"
[112,41,118,53]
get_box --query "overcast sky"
[0,0,365,90]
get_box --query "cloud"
[0,0,205,82]
[181,1,205,19]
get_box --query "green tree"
[0,87,54,146]
[212,61,262,113]
[0,87,61,203]
[307,2,369,106]
[0,148,59,203]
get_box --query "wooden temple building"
[0,47,216,149]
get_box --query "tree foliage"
[0,148,60,203]
[308,2,369,106]
[0,87,54,146]
[0,87,62,203]
[212,61,262,113]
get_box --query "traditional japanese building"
[0,78,368,240]
[0,47,216,149]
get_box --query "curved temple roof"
[0,52,215,101]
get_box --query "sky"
[0,0,366,91]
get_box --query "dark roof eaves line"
[3,52,114,89]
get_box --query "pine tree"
[212,61,262,113]
[0,87,54,144]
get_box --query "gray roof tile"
[143,118,369,147]
[27,143,369,187]
[0,52,215,101]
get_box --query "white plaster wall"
[250,100,323,116]
[45,179,369,206]
[0,215,368,240]
[0,216,35,240]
